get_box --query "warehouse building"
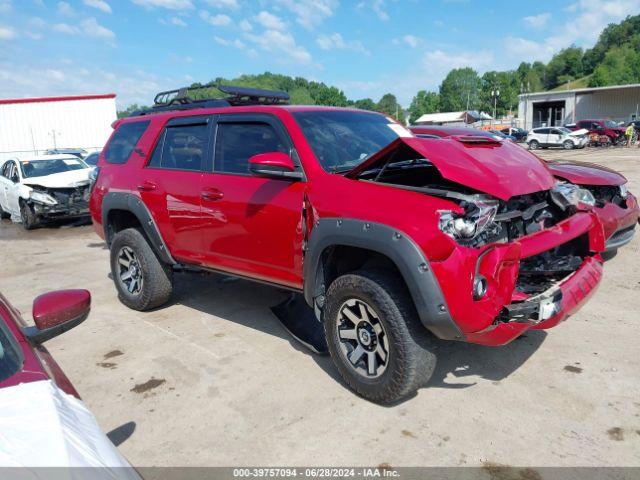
[518,83,640,130]
[0,93,117,162]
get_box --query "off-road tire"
[563,140,574,150]
[323,269,436,404]
[528,140,539,150]
[110,228,173,311]
[19,201,38,230]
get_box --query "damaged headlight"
[619,183,628,199]
[439,200,499,242]
[550,182,595,211]
[29,190,57,206]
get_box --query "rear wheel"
[19,201,38,230]
[0,202,10,220]
[110,228,173,311]
[528,140,539,150]
[324,269,436,404]
[563,140,574,150]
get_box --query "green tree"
[408,90,440,124]
[479,71,519,117]
[376,93,405,122]
[589,45,640,86]
[352,98,377,111]
[544,46,584,89]
[439,68,480,112]
[117,103,146,118]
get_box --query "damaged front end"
[348,136,606,346]
[24,183,91,219]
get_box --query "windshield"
[558,127,572,134]
[0,315,22,382]
[20,158,86,178]
[293,111,403,172]
[604,120,619,128]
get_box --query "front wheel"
[20,201,38,230]
[563,140,574,150]
[323,269,436,404]
[110,228,173,311]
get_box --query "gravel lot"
[1,146,639,469]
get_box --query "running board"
[271,294,328,355]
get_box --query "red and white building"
[0,93,117,162]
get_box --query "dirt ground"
[1,146,639,469]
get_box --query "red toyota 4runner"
[90,86,606,403]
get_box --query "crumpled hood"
[569,128,589,137]
[22,168,92,189]
[346,136,555,200]
[547,161,626,186]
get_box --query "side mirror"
[248,152,303,180]
[23,290,91,344]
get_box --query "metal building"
[0,93,117,162]
[518,83,640,130]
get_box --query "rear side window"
[534,128,550,134]
[214,122,288,175]
[104,121,150,165]
[148,123,209,171]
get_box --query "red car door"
[199,113,306,289]
[138,115,212,264]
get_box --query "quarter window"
[104,121,150,165]
[148,123,209,171]
[214,122,289,175]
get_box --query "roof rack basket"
[130,84,290,116]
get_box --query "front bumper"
[31,201,90,219]
[429,212,605,346]
[465,256,603,345]
[597,193,640,252]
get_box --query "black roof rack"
[131,84,290,116]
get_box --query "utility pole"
[491,88,500,126]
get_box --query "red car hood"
[547,161,626,186]
[346,136,555,200]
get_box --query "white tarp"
[0,380,139,479]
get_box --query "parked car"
[568,120,626,145]
[44,148,88,159]
[410,125,639,253]
[487,129,516,142]
[526,127,589,150]
[500,127,528,141]
[547,162,639,254]
[90,85,606,404]
[0,289,138,473]
[0,155,93,229]
[83,151,101,167]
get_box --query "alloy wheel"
[335,299,389,378]
[117,246,144,295]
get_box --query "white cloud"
[204,0,238,9]
[402,34,420,48]
[424,49,494,73]
[168,16,187,26]
[506,0,640,62]
[83,0,112,14]
[523,12,550,28]
[239,19,252,31]
[254,11,285,30]
[274,0,337,29]
[199,10,231,26]
[316,33,369,54]
[0,25,16,40]
[358,0,389,21]
[214,36,244,49]
[53,22,79,34]
[0,1,12,14]
[244,30,313,65]
[57,1,75,16]
[131,0,193,9]
[81,17,115,41]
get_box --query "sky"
[1,0,639,108]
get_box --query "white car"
[0,155,93,230]
[526,127,589,150]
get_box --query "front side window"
[293,111,405,172]
[104,120,150,165]
[148,123,208,171]
[20,158,85,178]
[214,122,289,175]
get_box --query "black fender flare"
[101,192,176,265]
[303,218,464,341]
